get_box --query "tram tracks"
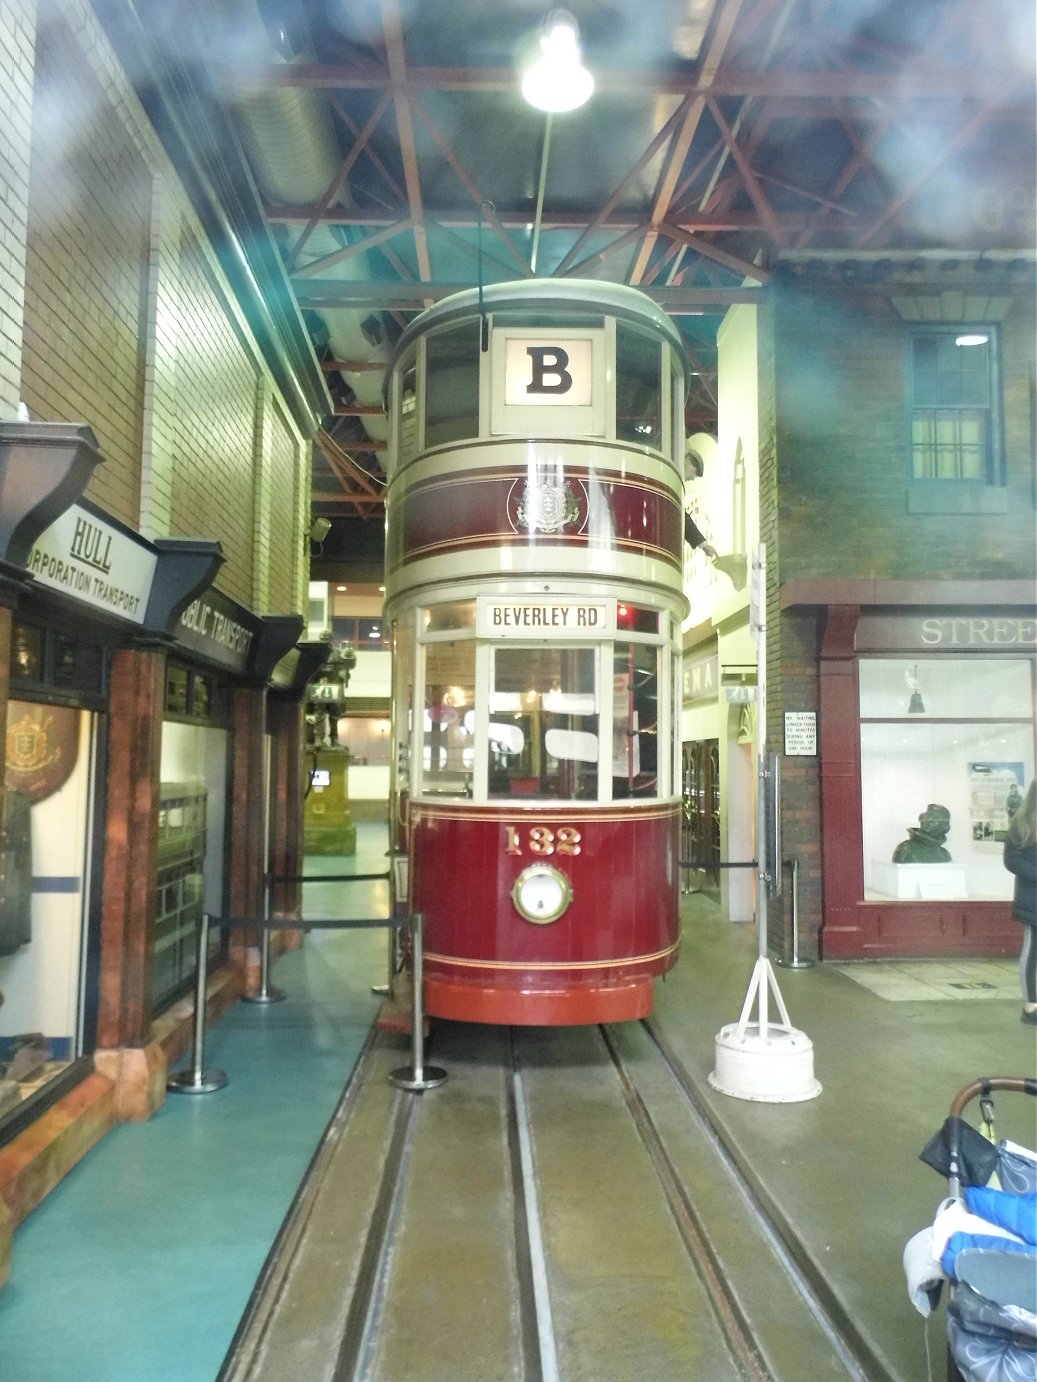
[222,1020,882,1382]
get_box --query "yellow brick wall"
[11,0,311,619]
[0,0,35,417]
[21,12,148,525]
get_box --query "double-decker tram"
[384,279,689,1024]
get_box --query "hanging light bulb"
[520,11,594,114]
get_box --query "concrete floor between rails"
[223,887,1036,1382]
[1,826,1033,1382]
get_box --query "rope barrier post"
[168,913,228,1095]
[390,912,446,1092]
[243,877,287,1005]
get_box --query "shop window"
[616,324,663,448]
[859,657,1034,902]
[156,722,229,1011]
[425,321,480,448]
[164,665,225,724]
[1,700,96,1127]
[11,619,104,701]
[909,329,999,482]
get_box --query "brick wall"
[21,10,148,524]
[760,264,1037,955]
[13,0,310,617]
[772,269,1037,583]
[0,0,36,417]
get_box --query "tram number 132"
[504,825,582,857]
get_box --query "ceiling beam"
[266,205,824,233]
[629,0,745,283]
[231,64,1021,103]
[380,0,432,283]
[294,281,765,310]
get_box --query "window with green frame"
[909,328,999,482]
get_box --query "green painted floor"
[0,828,388,1382]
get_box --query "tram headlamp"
[511,863,572,924]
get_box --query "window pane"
[616,325,662,447]
[613,642,660,799]
[425,322,480,447]
[423,601,476,633]
[859,658,1032,720]
[490,646,598,801]
[861,721,1032,901]
[398,351,419,465]
[422,641,475,796]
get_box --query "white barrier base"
[708,1022,822,1103]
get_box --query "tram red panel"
[390,467,682,574]
[409,803,680,1024]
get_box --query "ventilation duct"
[221,0,387,444]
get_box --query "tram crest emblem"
[507,476,588,535]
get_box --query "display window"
[1,699,97,1118]
[156,665,230,1011]
[859,657,1035,901]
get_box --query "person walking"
[1003,779,1037,1025]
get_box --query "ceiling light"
[521,11,594,114]
[955,333,989,346]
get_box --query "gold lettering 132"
[504,825,582,857]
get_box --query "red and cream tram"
[384,280,689,1024]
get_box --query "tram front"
[384,280,690,1025]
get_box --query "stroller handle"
[949,1076,1037,1118]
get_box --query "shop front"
[0,423,308,1263]
[808,589,1036,958]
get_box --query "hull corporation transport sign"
[26,503,157,624]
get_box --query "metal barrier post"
[244,878,287,1004]
[776,858,814,969]
[167,913,228,1094]
[390,912,446,1091]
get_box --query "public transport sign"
[477,595,614,639]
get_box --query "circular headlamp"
[511,863,572,924]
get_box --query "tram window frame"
[615,324,665,451]
[395,347,420,466]
[424,320,481,449]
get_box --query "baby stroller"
[903,1076,1036,1382]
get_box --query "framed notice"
[784,711,816,756]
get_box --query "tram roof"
[385,278,691,396]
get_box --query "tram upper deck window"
[489,646,598,801]
[397,351,419,466]
[423,601,476,633]
[616,603,660,636]
[425,322,480,448]
[616,325,663,450]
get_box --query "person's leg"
[1019,924,1037,1022]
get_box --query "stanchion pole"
[776,858,814,969]
[390,912,446,1091]
[244,876,287,1004]
[168,913,228,1094]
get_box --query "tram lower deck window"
[489,646,599,801]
